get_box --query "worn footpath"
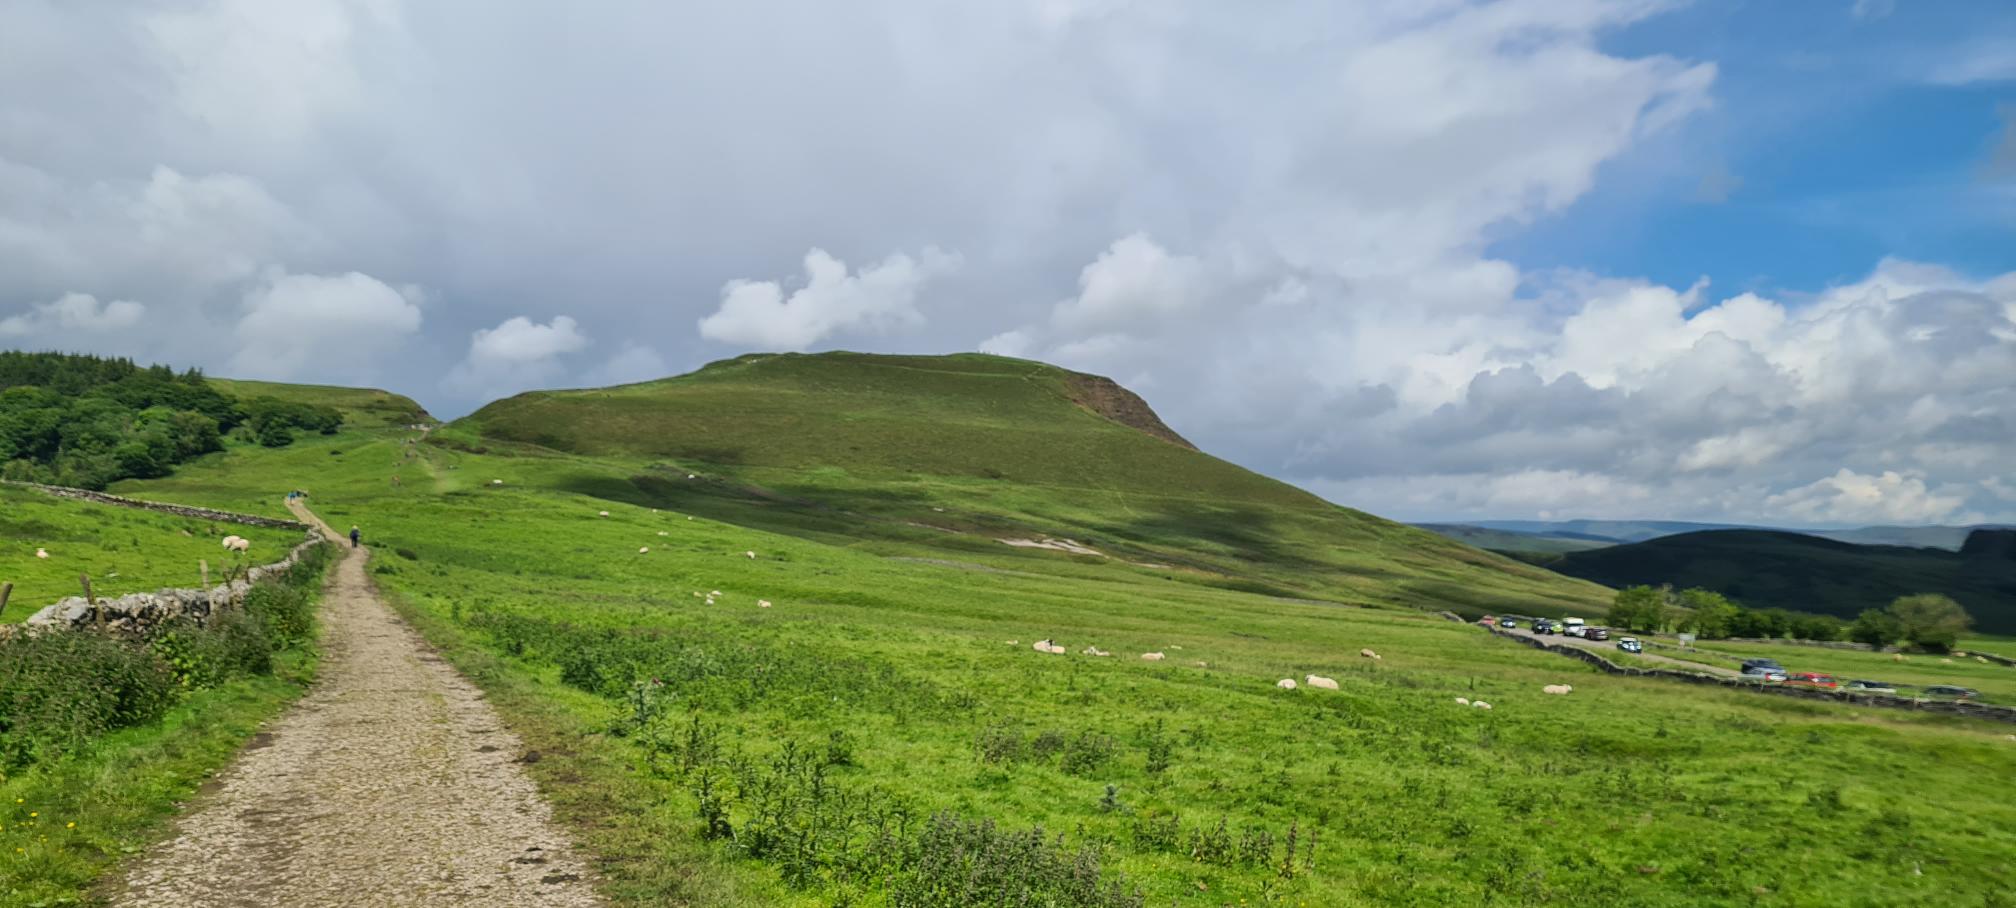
[109,499,602,907]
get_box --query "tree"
[1609,586,1669,633]
[1788,613,1843,642]
[1677,588,1739,639]
[1848,609,1904,648]
[1887,594,1973,652]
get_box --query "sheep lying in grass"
[36,548,50,559]
[758,600,772,608]
[1033,639,1066,654]
[1305,675,1339,690]
[638,547,650,554]
[598,510,610,518]
[1542,684,1573,695]
[657,531,669,536]
[1359,648,1382,660]
[1276,678,1298,690]
[1472,701,1493,710]
[491,479,504,486]
[745,550,757,559]
[1454,697,1470,706]
[1141,652,1165,661]
[1082,646,1111,657]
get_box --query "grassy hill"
[208,378,433,428]
[452,352,1610,616]
[83,361,2016,907]
[1534,529,2016,633]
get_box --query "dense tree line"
[0,351,342,489]
[1608,584,1974,651]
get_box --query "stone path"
[109,499,602,907]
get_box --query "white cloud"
[1765,469,1976,525]
[699,248,960,351]
[446,315,590,399]
[0,292,145,338]
[1051,235,1208,333]
[231,270,423,381]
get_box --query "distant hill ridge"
[1528,528,2016,634]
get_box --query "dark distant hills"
[1418,519,2013,552]
[1516,528,2016,634]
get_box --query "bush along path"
[108,499,603,907]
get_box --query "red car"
[1784,672,1838,689]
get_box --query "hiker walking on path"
[348,525,361,548]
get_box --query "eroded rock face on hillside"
[1061,372,1197,450]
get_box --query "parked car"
[1784,672,1838,689]
[1563,617,1588,637]
[1843,680,1898,694]
[1479,615,1498,627]
[1584,627,1610,641]
[1498,617,1520,630]
[1533,620,1558,634]
[1617,637,1643,653]
[1921,685,1981,700]
[1741,665,1788,682]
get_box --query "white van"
[1562,617,1588,638]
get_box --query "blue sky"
[1496,0,2016,296]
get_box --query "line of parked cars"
[1483,617,1986,701]
[1734,658,1980,700]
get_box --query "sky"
[1,0,2012,527]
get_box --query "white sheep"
[1083,646,1111,657]
[1542,684,1573,695]
[1305,675,1339,690]
[1892,653,1905,662]
[221,535,242,549]
[758,600,772,608]
[35,547,50,559]
[1033,639,1066,654]
[1276,678,1298,690]
[1360,648,1381,660]
[687,474,696,479]
[1141,652,1166,661]
[638,547,651,554]
[658,531,669,537]
[710,590,722,597]
[1454,697,1471,706]
[692,591,703,598]
[1472,701,1493,710]
[1007,640,1019,645]
[491,479,504,486]
[1194,660,1210,668]
[598,510,610,518]
[745,550,757,559]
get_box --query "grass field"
[101,357,2016,907]
[0,485,302,623]
[207,377,433,429]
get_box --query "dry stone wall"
[1,480,308,530]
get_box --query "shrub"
[0,632,179,768]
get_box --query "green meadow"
[98,356,2016,907]
[1678,638,2016,702]
[0,485,301,623]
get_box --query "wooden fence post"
[0,581,12,622]
[81,574,99,631]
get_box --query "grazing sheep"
[1194,661,1210,668]
[1359,648,1382,660]
[1276,678,1298,690]
[1893,653,1905,662]
[745,550,757,559]
[598,510,610,517]
[491,479,504,486]
[710,590,722,597]
[1542,684,1573,695]
[1455,697,1470,706]
[1082,646,1111,657]
[758,600,772,608]
[638,547,651,554]
[35,548,50,559]
[1306,675,1339,690]
[1141,652,1166,661]
[1472,701,1493,710]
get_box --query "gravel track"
[108,500,603,907]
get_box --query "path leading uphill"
[110,499,602,908]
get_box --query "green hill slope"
[208,378,433,428]
[1537,529,2016,633]
[450,352,1608,616]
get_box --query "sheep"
[1276,678,1298,690]
[692,591,703,598]
[658,531,669,536]
[745,550,757,559]
[491,479,504,486]
[1542,684,1573,695]
[1141,652,1166,661]
[1892,653,1905,662]
[1472,701,1493,710]
[1194,660,1210,668]
[1941,658,1954,665]
[220,536,251,553]
[1082,646,1111,657]
[638,547,651,554]
[758,600,772,608]
[1305,674,1339,690]
[598,510,611,518]
[1007,640,1019,646]
[1359,648,1382,660]
[710,590,722,597]
[35,547,50,559]
[687,474,696,479]
[1454,697,1470,706]
[1032,639,1067,654]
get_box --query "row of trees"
[1607,585,1975,652]
[0,352,343,489]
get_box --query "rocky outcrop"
[1061,372,1197,450]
